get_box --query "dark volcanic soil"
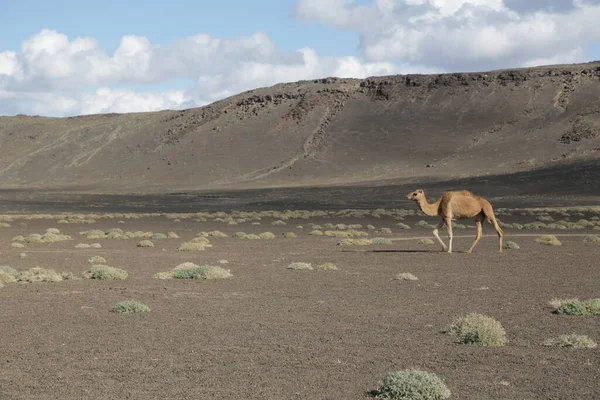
[1,214,599,400]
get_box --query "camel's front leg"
[445,217,453,253]
[432,220,447,252]
[466,217,483,254]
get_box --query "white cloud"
[293,0,600,71]
[0,28,436,117]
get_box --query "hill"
[1,61,599,210]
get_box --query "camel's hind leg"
[466,214,484,254]
[432,220,447,252]
[445,217,453,253]
[493,218,504,253]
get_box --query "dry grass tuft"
[177,242,208,251]
[88,256,107,264]
[395,273,418,281]
[337,238,373,247]
[137,240,155,248]
[282,232,297,239]
[543,334,597,349]
[16,267,74,283]
[418,238,435,245]
[259,232,275,239]
[316,263,338,271]
[287,262,313,271]
[535,235,562,246]
[583,235,600,243]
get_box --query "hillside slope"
[1,62,600,195]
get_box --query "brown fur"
[406,189,503,253]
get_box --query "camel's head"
[406,189,424,201]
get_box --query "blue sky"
[1,0,599,116]
[0,0,361,55]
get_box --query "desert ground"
[1,206,599,400]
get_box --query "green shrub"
[88,256,107,264]
[378,228,392,235]
[137,240,154,248]
[554,299,600,315]
[372,237,393,245]
[259,232,275,239]
[375,369,451,400]
[309,230,324,236]
[502,241,520,250]
[396,223,411,230]
[151,233,168,239]
[418,238,435,245]
[84,265,128,280]
[445,313,508,347]
[112,300,150,314]
[282,232,297,239]
[170,264,232,280]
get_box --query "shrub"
[0,266,18,284]
[84,265,128,280]
[543,334,597,349]
[177,242,207,251]
[167,232,180,239]
[316,263,338,271]
[502,241,520,250]
[259,232,275,239]
[0,223,11,228]
[583,235,600,243]
[16,267,66,283]
[12,235,25,242]
[535,235,562,246]
[232,232,247,239]
[444,313,508,347]
[372,237,393,245]
[554,298,600,315]
[309,230,324,236]
[418,238,435,245]
[190,237,211,245]
[337,238,372,247]
[378,228,393,235]
[112,301,150,314]
[287,262,313,270]
[271,220,287,226]
[170,264,232,280]
[282,232,297,239]
[375,369,451,400]
[395,273,418,281]
[137,240,154,248]
[416,220,436,229]
[88,256,107,264]
[11,242,25,248]
[151,233,168,239]
[366,224,376,230]
[396,223,411,230]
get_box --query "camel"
[406,189,503,253]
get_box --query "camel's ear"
[417,189,423,193]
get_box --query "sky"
[1,0,600,117]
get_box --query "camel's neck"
[416,196,440,217]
